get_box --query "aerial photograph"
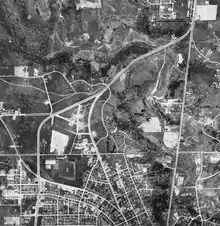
[0,0,220,225]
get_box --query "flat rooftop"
[196,5,218,21]
[50,130,69,154]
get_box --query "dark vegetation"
[135,7,190,38]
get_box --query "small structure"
[176,175,184,186]
[156,155,173,164]
[196,5,218,21]
[45,159,57,170]
[177,53,184,65]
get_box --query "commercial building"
[50,130,69,154]
[196,4,218,21]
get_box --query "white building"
[176,175,184,186]
[50,130,69,154]
[14,66,29,77]
[196,5,218,21]
[210,154,220,163]
[76,0,101,9]
[45,159,57,169]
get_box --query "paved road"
[0,113,50,117]
[166,0,197,225]
[32,8,196,225]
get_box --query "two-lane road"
[33,8,197,225]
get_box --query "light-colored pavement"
[166,0,197,225]
[1,5,199,225]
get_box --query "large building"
[76,0,101,9]
[196,4,218,21]
[50,130,69,154]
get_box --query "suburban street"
[1,0,220,225]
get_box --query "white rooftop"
[14,66,29,77]
[45,159,56,165]
[50,130,69,154]
[76,0,101,9]
[196,5,218,21]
